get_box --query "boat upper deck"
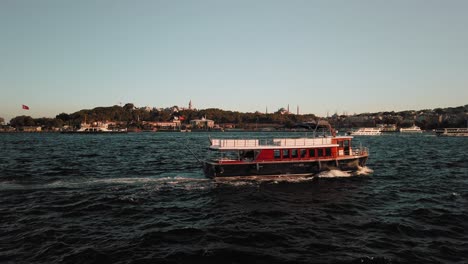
[209,136,353,150]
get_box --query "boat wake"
[0,167,373,190]
[356,166,374,175]
[317,170,353,178]
[215,175,315,186]
[91,176,209,185]
[317,166,373,178]
[215,167,374,185]
[0,176,211,190]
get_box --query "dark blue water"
[1,132,467,263]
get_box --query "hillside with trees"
[2,104,467,131]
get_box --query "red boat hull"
[203,156,368,178]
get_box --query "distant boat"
[435,128,468,137]
[348,127,382,136]
[380,124,398,132]
[61,122,127,134]
[400,125,422,133]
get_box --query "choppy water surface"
[1,132,467,263]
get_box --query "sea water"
[0,132,466,263]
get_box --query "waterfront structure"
[18,126,42,132]
[190,117,215,129]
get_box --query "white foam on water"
[214,175,315,186]
[5,176,212,190]
[214,166,376,185]
[4,166,374,190]
[317,169,353,178]
[317,166,373,178]
[0,181,28,190]
[356,166,374,175]
[92,176,209,185]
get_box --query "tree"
[35,117,64,129]
[10,116,35,127]
[123,103,135,112]
[56,113,70,122]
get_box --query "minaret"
[287,104,290,113]
[297,105,299,115]
[188,100,192,110]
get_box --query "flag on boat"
[22,104,30,110]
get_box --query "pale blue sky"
[1,0,467,122]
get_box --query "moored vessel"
[400,125,422,133]
[203,122,369,178]
[61,122,127,134]
[348,127,382,136]
[435,128,468,137]
[380,124,398,133]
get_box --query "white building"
[190,117,214,129]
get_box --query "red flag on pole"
[22,104,30,110]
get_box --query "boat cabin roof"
[209,136,352,151]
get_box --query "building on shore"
[190,117,215,129]
[142,120,181,130]
[19,126,42,132]
[0,126,15,132]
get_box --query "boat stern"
[203,162,216,179]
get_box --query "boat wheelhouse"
[203,124,369,178]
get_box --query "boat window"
[300,149,307,158]
[325,148,332,157]
[317,149,324,157]
[291,149,298,158]
[309,149,316,157]
[254,150,261,159]
[274,150,281,159]
[338,141,344,148]
[344,140,350,155]
[282,149,290,159]
[241,150,255,161]
[219,151,239,161]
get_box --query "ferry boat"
[399,125,422,133]
[203,122,369,178]
[435,128,468,137]
[348,127,382,136]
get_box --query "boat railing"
[272,137,332,146]
[211,137,333,148]
[211,139,260,148]
[352,147,369,156]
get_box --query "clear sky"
[1,0,467,122]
